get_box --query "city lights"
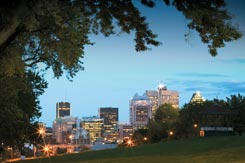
[38,127,45,136]
[69,135,73,140]
[44,146,49,152]
[127,140,133,147]
[41,145,51,156]
[37,125,46,140]
[169,131,174,136]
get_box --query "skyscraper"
[145,90,158,114]
[99,107,119,142]
[157,83,179,108]
[80,116,103,143]
[130,93,152,129]
[56,102,71,119]
[146,84,179,114]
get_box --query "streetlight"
[193,123,199,137]
[69,135,73,144]
[42,145,50,156]
[169,131,174,136]
[69,135,72,140]
[38,127,45,137]
[37,125,47,157]
[38,126,46,141]
[127,140,132,147]
[68,135,73,153]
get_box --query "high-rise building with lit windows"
[80,116,103,143]
[157,83,179,108]
[145,90,158,114]
[146,84,179,114]
[130,93,152,129]
[56,102,70,119]
[99,107,119,142]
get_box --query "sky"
[39,1,245,127]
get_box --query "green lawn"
[12,136,245,163]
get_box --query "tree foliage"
[0,0,161,79]
[143,0,242,56]
[175,95,245,138]
[0,0,242,79]
[172,0,242,56]
[226,94,245,135]
[0,71,47,147]
[147,104,179,142]
[132,128,148,145]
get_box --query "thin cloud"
[218,58,245,64]
[230,58,245,64]
[175,72,229,78]
[212,81,245,94]
[166,78,245,97]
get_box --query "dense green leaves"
[141,0,242,56]
[226,94,245,135]
[0,0,242,79]
[0,71,47,147]
[175,95,245,138]
[147,104,179,142]
[0,0,161,79]
[173,0,242,56]
[132,129,148,145]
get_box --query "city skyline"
[39,1,245,126]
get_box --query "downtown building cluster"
[43,84,182,149]
[52,104,119,145]
[130,83,179,129]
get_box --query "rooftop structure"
[190,91,205,103]
[56,102,71,119]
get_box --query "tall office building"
[157,83,179,108]
[80,116,103,143]
[56,102,71,119]
[145,90,158,114]
[99,107,119,142]
[130,93,152,129]
[146,84,179,113]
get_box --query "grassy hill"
[13,136,245,163]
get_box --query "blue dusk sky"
[39,1,245,126]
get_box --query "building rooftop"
[190,91,205,103]
[132,93,149,101]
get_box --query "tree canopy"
[174,95,245,138]
[0,71,47,147]
[147,104,179,142]
[0,0,242,79]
